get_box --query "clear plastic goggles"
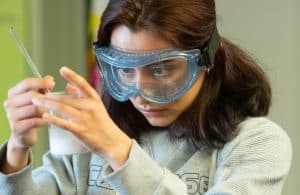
[93,45,206,103]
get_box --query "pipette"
[9,26,43,78]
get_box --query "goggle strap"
[199,27,221,68]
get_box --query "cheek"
[178,74,205,107]
[167,101,190,119]
[165,75,205,120]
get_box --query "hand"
[32,67,132,170]
[4,76,55,149]
[2,76,55,173]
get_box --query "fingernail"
[45,75,53,81]
[60,66,69,73]
[49,80,55,86]
[45,76,55,86]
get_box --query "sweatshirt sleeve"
[101,140,187,195]
[205,118,292,195]
[0,141,91,195]
[0,142,38,194]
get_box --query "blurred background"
[0,0,299,194]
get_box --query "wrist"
[102,133,133,170]
[7,136,31,157]
[2,139,30,174]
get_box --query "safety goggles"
[93,29,220,104]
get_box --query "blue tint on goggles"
[93,28,220,103]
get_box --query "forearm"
[102,140,187,195]
[100,130,133,171]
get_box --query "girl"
[0,0,292,194]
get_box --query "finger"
[66,83,86,97]
[42,113,81,135]
[6,105,45,121]
[60,66,99,100]
[44,92,97,110]
[4,91,44,109]
[10,118,47,134]
[32,96,81,119]
[8,76,55,98]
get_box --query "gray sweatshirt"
[0,117,292,195]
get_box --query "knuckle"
[91,102,101,114]
[6,110,13,120]
[3,100,8,109]
[38,107,47,115]
[29,119,38,127]
[87,101,95,110]
[90,101,98,110]
[22,78,31,86]
[29,91,41,99]
[22,78,36,89]
[10,122,17,132]
[29,90,35,97]
[55,104,63,112]
[54,94,63,101]
[31,105,38,115]
[7,88,14,97]
[81,113,89,121]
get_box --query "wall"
[0,0,28,144]
[216,0,299,194]
[0,0,87,167]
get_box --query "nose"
[131,94,150,105]
[135,69,156,97]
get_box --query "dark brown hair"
[96,0,271,148]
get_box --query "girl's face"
[111,25,205,127]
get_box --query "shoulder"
[224,117,291,151]
[218,117,292,170]
[209,118,292,193]
[235,117,291,142]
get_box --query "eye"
[150,64,169,77]
[117,68,136,77]
[117,68,137,84]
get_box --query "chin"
[146,117,174,127]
